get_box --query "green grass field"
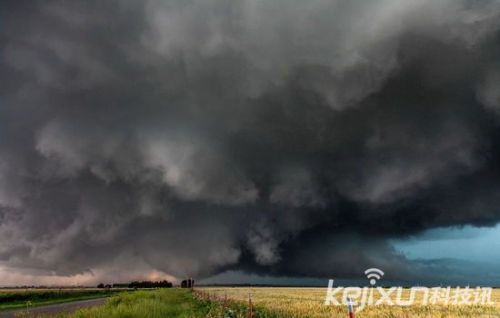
[0,289,122,312]
[54,289,263,318]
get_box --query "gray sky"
[1,0,500,286]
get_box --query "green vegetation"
[0,289,121,311]
[58,289,280,318]
[6,287,500,318]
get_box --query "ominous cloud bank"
[1,0,500,285]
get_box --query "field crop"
[200,287,500,318]
[6,287,500,317]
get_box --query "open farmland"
[200,287,500,318]
[4,288,500,317]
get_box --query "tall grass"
[53,289,232,318]
[25,287,500,318]
[202,287,500,318]
[57,289,281,318]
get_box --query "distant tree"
[128,280,172,289]
[97,283,105,288]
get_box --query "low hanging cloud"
[1,0,500,285]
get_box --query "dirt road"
[0,297,108,317]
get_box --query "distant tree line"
[97,280,173,289]
[128,280,173,288]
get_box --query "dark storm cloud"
[1,0,500,283]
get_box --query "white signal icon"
[364,268,384,286]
